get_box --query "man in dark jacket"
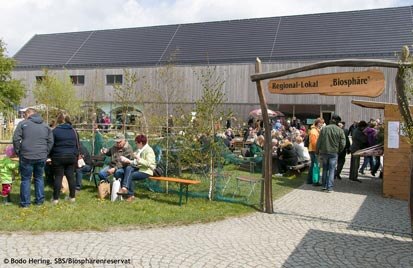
[316,114,346,192]
[335,122,351,180]
[13,108,54,207]
[349,120,368,182]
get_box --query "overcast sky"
[1,0,412,56]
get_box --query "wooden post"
[254,58,273,213]
[250,57,413,226]
[395,66,413,232]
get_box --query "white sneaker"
[65,196,76,203]
[274,173,283,177]
[51,199,59,205]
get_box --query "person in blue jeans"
[98,133,133,183]
[12,108,54,208]
[117,134,156,202]
[316,114,346,193]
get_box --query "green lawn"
[0,168,306,232]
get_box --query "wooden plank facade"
[12,62,397,125]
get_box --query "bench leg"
[185,184,189,204]
[246,182,256,201]
[179,183,183,206]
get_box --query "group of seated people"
[218,121,310,174]
[93,133,157,202]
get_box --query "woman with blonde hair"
[277,138,298,174]
[50,112,79,204]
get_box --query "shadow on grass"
[137,192,183,206]
[273,172,307,189]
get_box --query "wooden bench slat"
[149,176,201,185]
[148,176,201,206]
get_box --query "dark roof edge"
[13,52,400,71]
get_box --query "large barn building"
[11,5,413,126]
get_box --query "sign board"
[268,70,385,97]
[388,121,400,149]
[306,118,316,125]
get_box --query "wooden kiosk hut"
[352,100,412,201]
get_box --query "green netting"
[80,132,264,206]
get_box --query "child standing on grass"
[1,145,19,202]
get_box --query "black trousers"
[52,154,77,200]
[349,154,360,180]
[335,151,346,177]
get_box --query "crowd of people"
[6,107,383,207]
[11,108,157,207]
[219,115,383,193]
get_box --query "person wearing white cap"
[97,133,133,182]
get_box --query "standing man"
[349,120,368,182]
[335,122,351,180]
[13,108,53,208]
[316,114,346,192]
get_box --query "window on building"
[35,76,45,83]
[70,75,85,85]
[106,74,123,85]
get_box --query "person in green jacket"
[316,114,346,192]
[0,157,18,198]
[249,135,264,172]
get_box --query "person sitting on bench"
[117,134,156,202]
[97,133,133,183]
[277,139,298,174]
[75,143,92,192]
[293,136,310,163]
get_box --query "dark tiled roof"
[13,6,413,69]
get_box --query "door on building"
[322,111,334,125]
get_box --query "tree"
[0,39,25,117]
[145,55,188,176]
[33,69,82,123]
[179,66,230,200]
[112,69,149,134]
[139,51,187,134]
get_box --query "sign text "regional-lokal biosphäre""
[272,76,370,90]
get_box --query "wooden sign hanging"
[268,70,385,97]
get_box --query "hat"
[114,133,125,142]
[331,114,341,122]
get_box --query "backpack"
[152,144,164,177]
[153,164,164,177]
